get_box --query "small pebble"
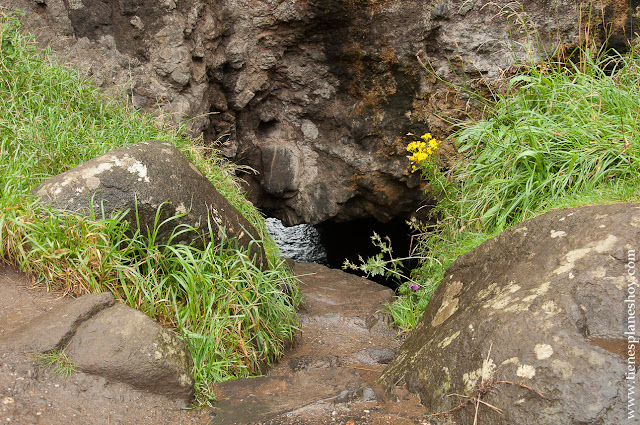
[1,397,14,405]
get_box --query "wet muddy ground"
[0,263,432,425]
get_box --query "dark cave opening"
[316,217,417,290]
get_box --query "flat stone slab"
[211,367,369,425]
[0,292,114,353]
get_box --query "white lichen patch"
[463,369,481,394]
[431,298,459,327]
[504,302,530,313]
[126,160,150,182]
[550,230,567,238]
[501,357,519,366]
[431,281,464,327]
[534,343,554,360]
[481,358,496,381]
[512,226,528,235]
[506,281,521,293]
[534,281,550,296]
[554,235,619,275]
[477,282,498,300]
[444,280,464,299]
[485,292,514,310]
[551,359,574,379]
[516,364,536,379]
[86,176,101,190]
[179,373,192,386]
[541,301,560,316]
[175,202,188,215]
[441,367,451,393]
[439,330,461,348]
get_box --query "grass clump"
[34,350,74,377]
[386,47,640,332]
[0,13,299,403]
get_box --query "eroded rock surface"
[6,0,634,225]
[66,303,194,401]
[0,286,195,403]
[381,203,639,424]
[33,140,268,269]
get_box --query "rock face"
[33,140,268,269]
[6,0,636,225]
[381,203,639,424]
[1,292,194,401]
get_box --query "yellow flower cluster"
[407,133,441,173]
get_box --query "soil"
[0,263,433,425]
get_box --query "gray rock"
[381,203,639,424]
[33,140,268,269]
[0,292,114,354]
[66,303,194,401]
[5,0,636,225]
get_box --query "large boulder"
[33,140,268,269]
[381,203,638,424]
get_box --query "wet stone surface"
[0,263,430,425]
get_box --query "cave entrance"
[318,218,417,290]
[266,216,417,290]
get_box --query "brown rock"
[0,292,114,354]
[66,303,195,401]
[5,0,636,225]
[381,203,638,424]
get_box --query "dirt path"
[0,263,429,425]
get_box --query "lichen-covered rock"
[33,140,267,269]
[7,0,635,225]
[66,303,195,401]
[381,203,639,424]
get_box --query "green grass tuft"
[388,47,640,332]
[0,13,299,403]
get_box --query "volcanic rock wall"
[5,0,635,225]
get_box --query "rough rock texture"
[5,0,636,225]
[66,303,195,401]
[33,140,268,268]
[381,203,639,424]
[0,287,195,402]
[0,292,114,354]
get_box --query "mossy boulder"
[33,140,267,269]
[382,203,639,424]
